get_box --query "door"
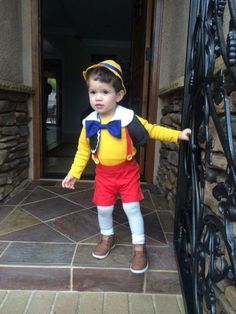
[129,0,164,182]
[129,0,154,176]
[42,60,62,176]
[31,0,163,182]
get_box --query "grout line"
[0,289,183,296]
[128,293,132,314]
[19,194,61,206]
[70,242,79,267]
[42,207,89,223]
[23,291,34,314]
[76,291,81,313]
[0,205,18,226]
[176,295,185,314]
[0,240,75,245]
[102,292,105,313]
[50,292,58,314]
[40,184,97,199]
[41,224,77,243]
[0,264,75,269]
[70,267,73,291]
[49,291,58,314]
[143,271,147,293]
[0,263,179,272]
[154,211,170,244]
[0,290,9,310]
[143,189,157,210]
[0,221,43,237]
[18,186,40,205]
[0,242,11,258]
[77,231,101,243]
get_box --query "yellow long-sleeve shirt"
[68,115,180,179]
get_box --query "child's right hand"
[62,175,77,189]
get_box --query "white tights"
[97,202,145,244]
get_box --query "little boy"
[62,60,191,274]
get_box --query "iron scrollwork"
[174,1,236,313]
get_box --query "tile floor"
[0,180,181,294]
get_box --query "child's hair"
[86,67,124,93]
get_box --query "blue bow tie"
[85,120,121,138]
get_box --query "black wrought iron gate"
[174,1,236,313]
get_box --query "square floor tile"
[63,189,95,208]
[41,186,78,195]
[3,190,32,205]
[0,223,73,243]
[141,190,156,210]
[80,224,166,246]
[21,187,57,204]
[21,197,83,221]
[47,210,99,241]
[0,208,41,236]
[153,295,182,314]
[143,213,166,243]
[146,271,181,294]
[0,205,15,223]
[73,244,130,268]
[165,233,174,247]
[148,246,177,270]
[0,242,9,254]
[73,268,144,292]
[152,195,170,211]
[0,242,76,265]
[158,211,174,232]
[0,267,70,290]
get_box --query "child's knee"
[123,202,141,216]
[97,205,114,216]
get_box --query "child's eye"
[103,90,109,94]
[89,90,96,95]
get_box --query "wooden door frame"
[31,0,164,181]
[31,0,42,179]
[145,0,164,182]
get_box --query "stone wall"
[156,90,183,210]
[0,84,32,201]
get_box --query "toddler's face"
[88,78,124,118]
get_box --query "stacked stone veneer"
[0,89,31,201]
[156,91,182,211]
[156,89,236,313]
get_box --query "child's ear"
[116,90,125,102]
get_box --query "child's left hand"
[178,128,191,141]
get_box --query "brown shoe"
[130,244,148,274]
[92,235,115,259]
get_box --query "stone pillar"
[156,90,183,211]
[0,81,33,201]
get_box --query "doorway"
[33,0,160,182]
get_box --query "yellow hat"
[83,60,126,94]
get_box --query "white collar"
[82,105,134,127]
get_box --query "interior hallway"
[0,180,182,296]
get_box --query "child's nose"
[95,93,102,100]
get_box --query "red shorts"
[93,159,144,206]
